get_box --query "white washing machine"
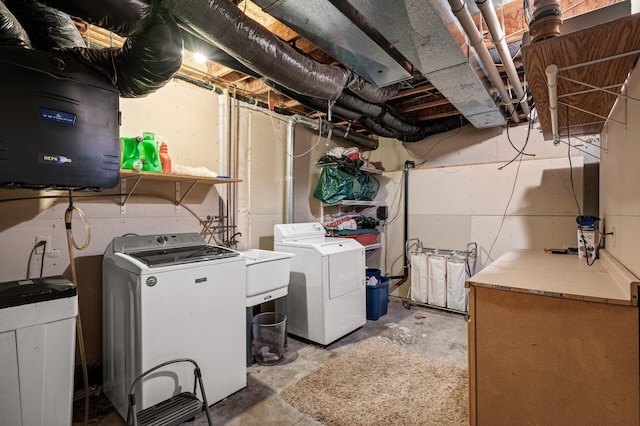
[274,222,366,345]
[102,233,246,419]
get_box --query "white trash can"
[0,276,77,426]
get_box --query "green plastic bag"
[313,167,379,203]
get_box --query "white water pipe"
[475,0,531,116]
[448,0,519,123]
[546,64,560,144]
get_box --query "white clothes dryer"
[274,222,366,345]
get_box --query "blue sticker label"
[40,107,76,125]
[40,154,73,165]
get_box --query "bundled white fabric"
[427,255,447,307]
[410,252,428,303]
[447,258,467,312]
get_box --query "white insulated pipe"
[475,0,530,116]
[546,64,560,143]
[448,0,519,123]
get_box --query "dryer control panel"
[274,222,325,242]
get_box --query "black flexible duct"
[265,80,363,122]
[161,0,348,101]
[60,9,183,98]
[181,29,260,78]
[3,0,85,50]
[161,0,399,105]
[35,0,154,37]
[0,2,30,47]
[400,116,468,142]
[5,0,182,98]
[7,0,468,139]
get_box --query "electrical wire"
[564,106,597,267]
[566,106,582,216]
[39,241,46,277]
[487,151,524,262]
[487,104,535,260]
[289,117,325,158]
[25,240,46,279]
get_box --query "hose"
[64,190,91,426]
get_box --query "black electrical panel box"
[0,47,120,190]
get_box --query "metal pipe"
[389,160,414,284]
[475,0,530,116]
[448,0,519,123]
[284,115,378,223]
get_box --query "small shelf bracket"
[120,175,142,214]
[175,180,199,213]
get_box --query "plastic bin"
[0,276,77,426]
[252,312,287,365]
[366,276,389,321]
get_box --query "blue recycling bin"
[366,269,389,320]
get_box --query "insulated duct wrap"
[346,76,401,105]
[37,0,154,37]
[4,0,85,50]
[162,0,349,101]
[61,9,183,98]
[0,2,30,47]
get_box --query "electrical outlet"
[35,235,52,254]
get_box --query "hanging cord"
[564,106,597,266]
[65,190,91,426]
[289,117,326,158]
[25,240,47,279]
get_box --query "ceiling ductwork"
[255,0,517,129]
[2,0,522,143]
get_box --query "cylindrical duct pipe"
[0,2,31,47]
[528,0,563,43]
[449,0,519,123]
[37,0,154,36]
[3,0,85,50]
[475,0,530,116]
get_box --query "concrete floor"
[77,296,468,425]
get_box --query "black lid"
[0,275,77,309]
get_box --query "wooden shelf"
[119,169,241,214]
[322,200,380,207]
[522,13,640,140]
[120,169,241,184]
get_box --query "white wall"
[0,81,226,363]
[600,63,640,278]
[369,120,587,296]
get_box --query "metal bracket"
[175,180,199,213]
[120,175,142,214]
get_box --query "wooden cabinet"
[467,249,640,426]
